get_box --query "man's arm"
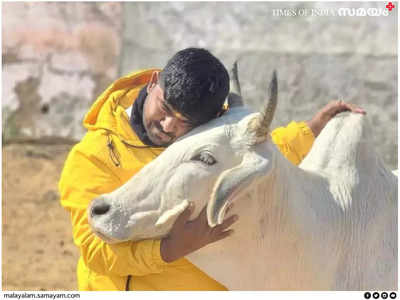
[306,100,366,138]
[272,100,366,165]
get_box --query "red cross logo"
[386,2,395,11]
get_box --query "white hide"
[186,112,397,290]
[88,108,397,290]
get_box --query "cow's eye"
[191,152,217,165]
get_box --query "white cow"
[88,69,397,290]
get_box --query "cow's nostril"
[93,203,110,215]
[91,199,111,217]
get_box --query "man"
[59,48,365,291]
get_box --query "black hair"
[159,48,230,126]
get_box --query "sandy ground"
[2,143,79,291]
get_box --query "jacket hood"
[83,69,160,146]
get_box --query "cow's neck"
[248,131,357,289]
[249,144,341,289]
[246,113,366,289]
[255,113,395,289]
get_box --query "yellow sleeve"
[58,146,168,277]
[270,121,315,166]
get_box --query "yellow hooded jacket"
[59,69,315,291]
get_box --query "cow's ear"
[155,199,189,227]
[207,152,271,227]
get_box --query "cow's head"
[88,66,278,243]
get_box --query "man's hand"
[306,100,366,138]
[160,202,238,263]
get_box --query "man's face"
[143,82,193,146]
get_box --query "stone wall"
[2,2,123,140]
[2,2,397,168]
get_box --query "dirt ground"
[2,143,79,291]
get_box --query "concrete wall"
[2,2,397,169]
[2,2,123,140]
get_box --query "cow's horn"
[248,70,278,144]
[227,60,244,108]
